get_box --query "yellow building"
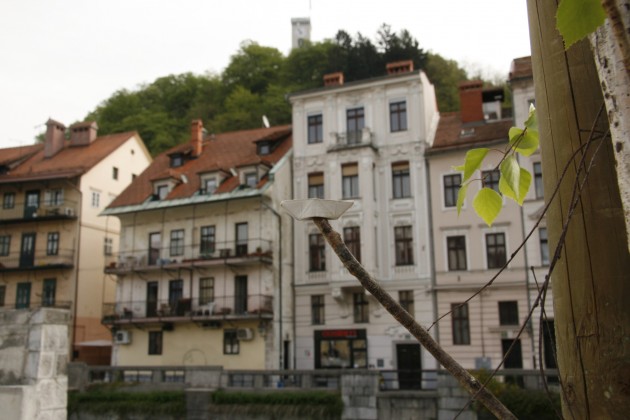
[0,119,152,365]
[102,120,294,370]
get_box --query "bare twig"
[312,217,517,420]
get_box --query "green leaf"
[452,164,465,172]
[513,129,539,157]
[500,155,521,201]
[462,148,489,183]
[517,168,532,205]
[500,167,533,205]
[499,175,518,202]
[556,0,606,49]
[524,105,537,132]
[509,127,523,141]
[456,182,468,215]
[473,188,503,226]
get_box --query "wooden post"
[527,1,630,417]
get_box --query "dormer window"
[170,154,183,168]
[156,185,169,200]
[245,172,258,188]
[204,178,217,195]
[258,142,271,155]
[460,128,475,137]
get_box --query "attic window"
[156,185,169,200]
[460,128,475,137]
[0,165,8,175]
[258,142,272,155]
[245,172,258,188]
[170,154,183,168]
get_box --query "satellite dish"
[262,115,270,128]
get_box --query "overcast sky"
[0,0,531,149]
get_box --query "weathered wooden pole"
[527,1,630,417]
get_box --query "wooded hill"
[85,24,478,156]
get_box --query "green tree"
[423,52,468,112]
[222,41,285,95]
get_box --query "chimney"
[459,80,484,123]
[323,72,344,87]
[69,121,98,146]
[44,119,66,158]
[386,60,414,75]
[191,119,203,157]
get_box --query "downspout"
[425,159,440,352]
[66,178,82,360]
[262,200,282,370]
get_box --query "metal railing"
[0,300,72,310]
[0,249,74,271]
[329,128,374,151]
[73,366,559,393]
[102,295,273,324]
[0,199,79,223]
[104,238,273,273]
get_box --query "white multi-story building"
[102,121,294,370]
[288,61,440,386]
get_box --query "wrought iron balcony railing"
[104,238,272,274]
[0,199,79,224]
[0,249,74,272]
[328,128,375,152]
[102,294,273,325]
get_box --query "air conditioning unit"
[114,330,132,344]
[64,207,75,216]
[237,328,254,341]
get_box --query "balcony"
[0,249,74,272]
[0,199,79,225]
[104,238,273,274]
[101,294,273,326]
[328,128,375,152]
[0,300,72,311]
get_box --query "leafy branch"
[454,106,538,226]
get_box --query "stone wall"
[0,308,70,420]
[437,374,477,420]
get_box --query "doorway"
[396,343,422,389]
[16,282,31,309]
[20,233,36,268]
[146,281,158,317]
[24,190,40,219]
[234,276,248,314]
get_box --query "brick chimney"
[44,119,66,158]
[459,80,484,123]
[386,60,414,75]
[69,121,98,146]
[191,119,203,157]
[323,72,344,87]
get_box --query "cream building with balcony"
[102,121,294,370]
[288,61,440,387]
[0,119,151,365]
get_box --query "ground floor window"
[314,329,367,369]
[224,330,240,354]
[148,331,163,355]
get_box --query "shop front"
[314,329,367,369]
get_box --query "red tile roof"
[0,132,138,183]
[0,144,43,167]
[509,56,533,81]
[108,125,292,208]
[430,112,512,153]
